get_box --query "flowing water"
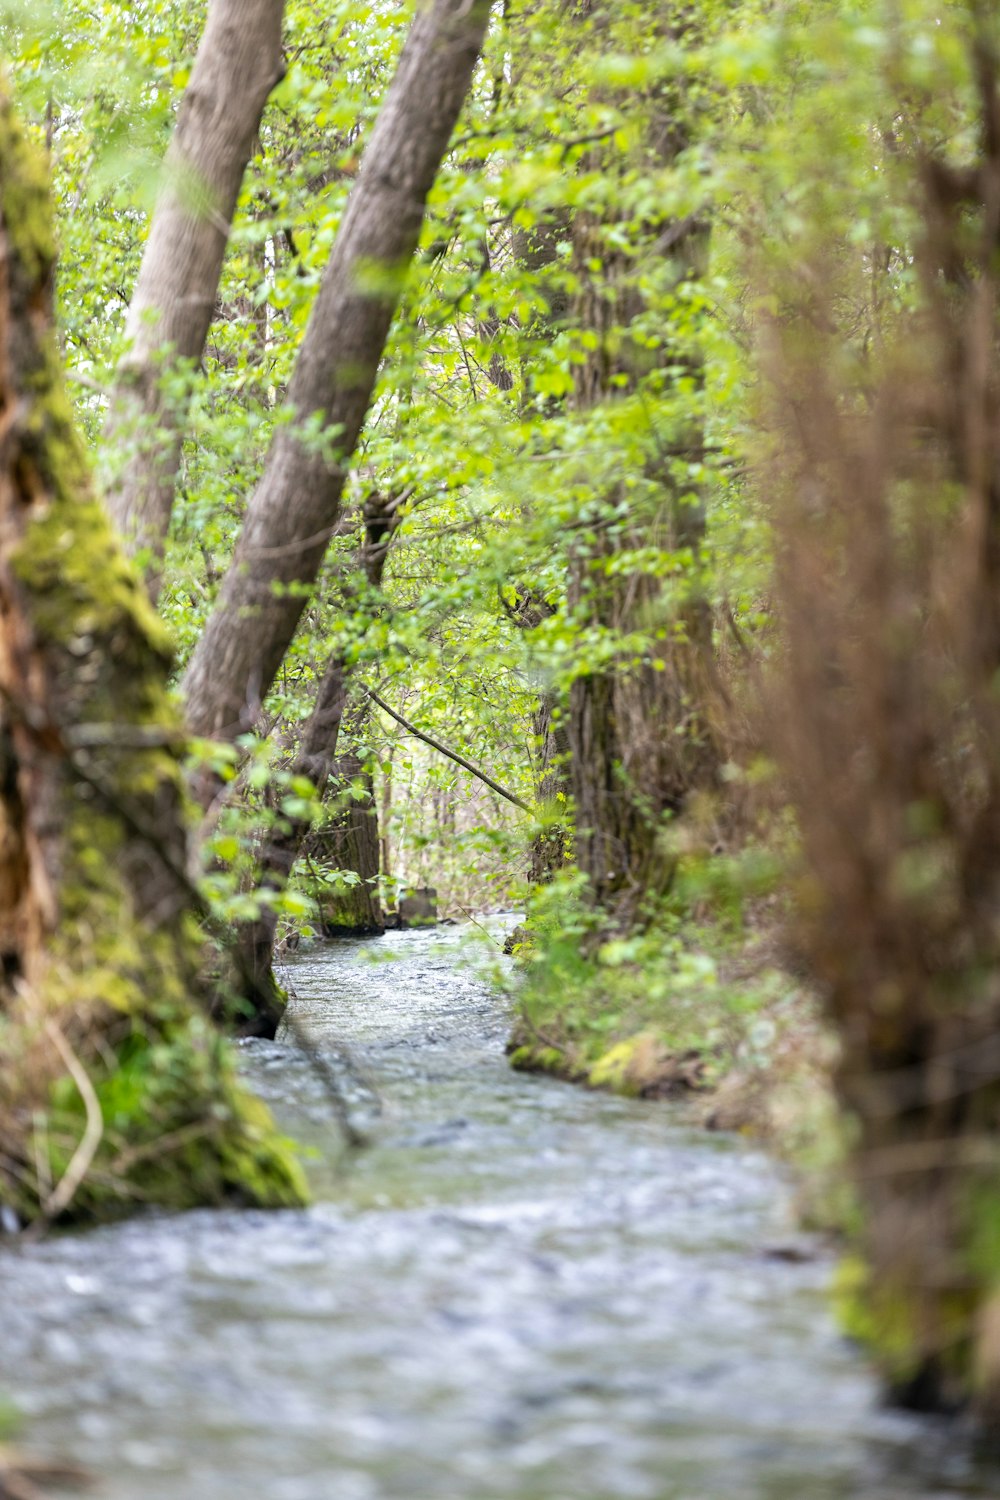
[2,923,998,1500]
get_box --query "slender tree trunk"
[499,212,574,883]
[380,748,394,887]
[229,494,399,1034]
[0,87,305,1224]
[226,653,349,1036]
[104,0,286,590]
[501,590,571,881]
[527,689,571,883]
[183,0,492,744]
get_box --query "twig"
[39,1021,104,1223]
[451,901,505,948]
[110,1119,215,1177]
[366,688,532,813]
[518,1009,573,1059]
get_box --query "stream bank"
[1,923,997,1499]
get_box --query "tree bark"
[104,0,286,589]
[565,12,719,929]
[226,652,349,1036]
[311,755,384,936]
[0,85,305,1224]
[183,0,492,744]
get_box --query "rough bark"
[0,86,305,1224]
[183,0,492,743]
[565,14,719,929]
[311,755,383,936]
[104,0,286,588]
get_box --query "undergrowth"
[506,847,851,1230]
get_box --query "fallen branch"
[367,688,532,813]
[40,1021,104,1223]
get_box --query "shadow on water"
[2,920,999,1499]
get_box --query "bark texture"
[0,88,305,1223]
[565,9,719,929]
[183,0,492,742]
[104,0,286,587]
[229,494,399,1035]
[312,755,383,936]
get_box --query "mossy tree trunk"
[310,755,384,936]
[0,87,305,1225]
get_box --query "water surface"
[2,923,996,1499]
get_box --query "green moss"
[507,1045,535,1070]
[833,1255,918,1373]
[833,1252,978,1402]
[507,1033,583,1081]
[34,1012,307,1221]
[965,1181,1000,1288]
[588,1037,648,1095]
[0,88,55,279]
[13,494,173,657]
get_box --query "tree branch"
[367,688,532,813]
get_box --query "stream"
[2,922,999,1499]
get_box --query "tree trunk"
[565,13,719,929]
[527,690,571,883]
[104,0,286,590]
[311,755,383,936]
[500,211,574,885]
[0,87,305,1225]
[501,590,570,883]
[226,653,349,1036]
[228,494,399,1034]
[183,0,492,744]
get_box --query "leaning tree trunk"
[0,87,305,1225]
[183,0,492,745]
[104,0,286,591]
